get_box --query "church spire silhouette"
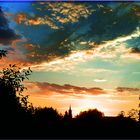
[64,105,72,120]
[68,105,72,119]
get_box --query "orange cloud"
[14,13,27,24]
[14,2,93,29]
[11,38,27,48]
[23,83,139,117]
[24,82,106,96]
[14,13,58,29]
[116,87,140,93]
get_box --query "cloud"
[14,2,93,29]
[93,79,107,83]
[20,29,140,72]
[80,27,140,55]
[131,47,140,54]
[116,87,140,92]
[25,81,106,96]
[132,71,140,75]
[0,7,20,45]
[14,13,59,29]
[22,29,140,72]
[14,12,27,24]
[22,50,95,71]
[2,3,140,72]
[45,2,93,24]
[83,68,118,74]
[23,83,139,116]
[2,27,140,73]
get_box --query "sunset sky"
[0,1,140,116]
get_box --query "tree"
[75,109,104,122]
[34,107,62,129]
[34,107,62,122]
[127,109,139,121]
[0,50,33,129]
[118,111,125,118]
[0,64,33,112]
[0,50,7,59]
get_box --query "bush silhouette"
[34,107,62,125]
[75,109,104,122]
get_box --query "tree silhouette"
[34,107,62,125]
[127,109,139,121]
[75,109,104,122]
[118,111,125,118]
[0,50,7,59]
[0,50,33,133]
[0,64,32,107]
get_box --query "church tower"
[64,105,73,120]
[68,105,72,119]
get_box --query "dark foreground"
[0,115,140,139]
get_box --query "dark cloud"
[10,2,140,64]
[84,3,140,43]
[0,7,20,45]
[125,37,140,53]
[23,24,80,63]
[131,47,140,53]
[26,82,106,96]
[116,87,140,92]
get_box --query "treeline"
[0,50,140,138]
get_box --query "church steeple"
[64,105,73,120]
[68,105,72,119]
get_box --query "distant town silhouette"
[0,50,140,139]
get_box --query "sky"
[0,1,140,116]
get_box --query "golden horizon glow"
[24,86,139,117]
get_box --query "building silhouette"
[64,105,72,120]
